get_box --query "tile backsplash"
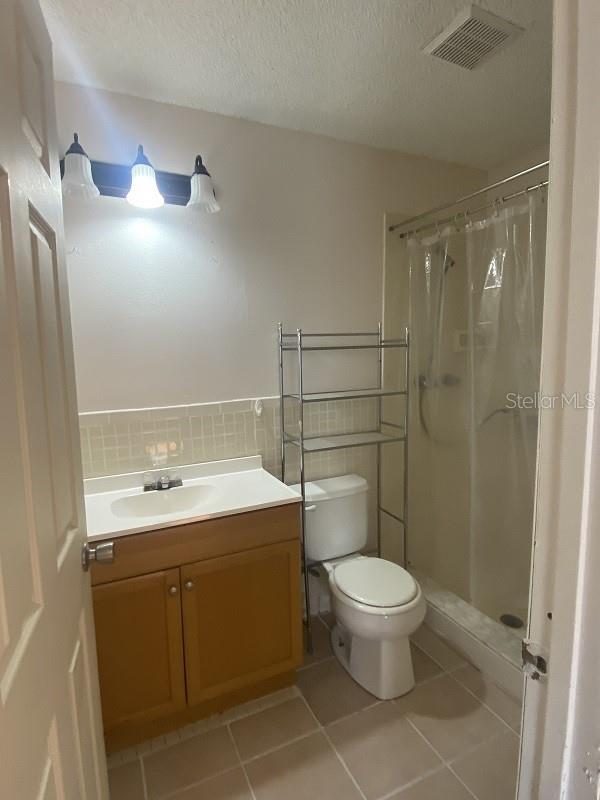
[79,398,280,479]
[79,396,378,479]
[79,395,380,546]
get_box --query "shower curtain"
[407,191,547,627]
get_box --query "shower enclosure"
[388,180,547,664]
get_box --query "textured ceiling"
[41,0,552,169]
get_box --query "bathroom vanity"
[85,457,303,751]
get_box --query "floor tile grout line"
[316,688,475,800]
[298,691,369,800]
[234,694,381,766]
[446,670,522,737]
[410,639,466,674]
[290,670,502,800]
[225,723,258,800]
[373,764,449,800]
[239,727,321,765]
[297,654,336,672]
[152,764,252,800]
[413,668,451,688]
[111,625,515,800]
[445,764,481,800]
[110,687,300,765]
[107,745,141,769]
[445,728,519,767]
[405,711,514,768]
[413,637,523,736]
[139,754,149,800]
[300,686,481,800]
[402,717,479,800]
[444,730,521,800]
[404,713,521,800]
[117,686,383,795]
[315,697,383,732]
[222,686,301,724]
[321,723,369,800]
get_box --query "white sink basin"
[111,485,216,519]
[84,456,302,540]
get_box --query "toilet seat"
[333,557,417,608]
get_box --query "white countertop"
[84,456,301,541]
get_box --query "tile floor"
[108,620,522,800]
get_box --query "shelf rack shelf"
[280,341,407,352]
[278,322,410,653]
[284,430,406,452]
[283,388,407,403]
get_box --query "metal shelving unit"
[278,323,410,651]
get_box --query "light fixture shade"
[187,155,220,212]
[61,133,100,200]
[126,145,164,209]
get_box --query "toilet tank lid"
[290,474,368,502]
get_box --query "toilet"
[297,474,426,700]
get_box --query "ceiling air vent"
[423,4,524,70]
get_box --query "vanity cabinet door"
[181,541,302,706]
[92,568,186,733]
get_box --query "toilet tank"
[292,474,369,562]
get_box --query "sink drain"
[500,613,524,629]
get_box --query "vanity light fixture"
[126,145,165,209]
[60,139,219,208]
[61,133,100,199]
[187,155,220,212]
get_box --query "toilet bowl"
[324,555,426,699]
[292,474,426,700]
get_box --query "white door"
[0,1,108,798]
[518,1,600,798]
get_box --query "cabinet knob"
[184,580,194,591]
[168,585,178,596]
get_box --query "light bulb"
[187,155,220,212]
[126,145,164,209]
[61,133,99,200]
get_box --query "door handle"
[82,541,115,572]
[184,580,194,591]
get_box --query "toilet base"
[330,623,416,700]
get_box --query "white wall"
[487,143,549,190]
[56,83,483,412]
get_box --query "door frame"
[519,0,600,797]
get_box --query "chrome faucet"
[143,472,183,492]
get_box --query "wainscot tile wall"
[78,396,380,546]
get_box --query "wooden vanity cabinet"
[92,568,186,731]
[90,503,302,751]
[182,540,301,706]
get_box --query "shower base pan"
[411,570,523,701]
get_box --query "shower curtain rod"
[388,160,549,236]
[395,178,549,240]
